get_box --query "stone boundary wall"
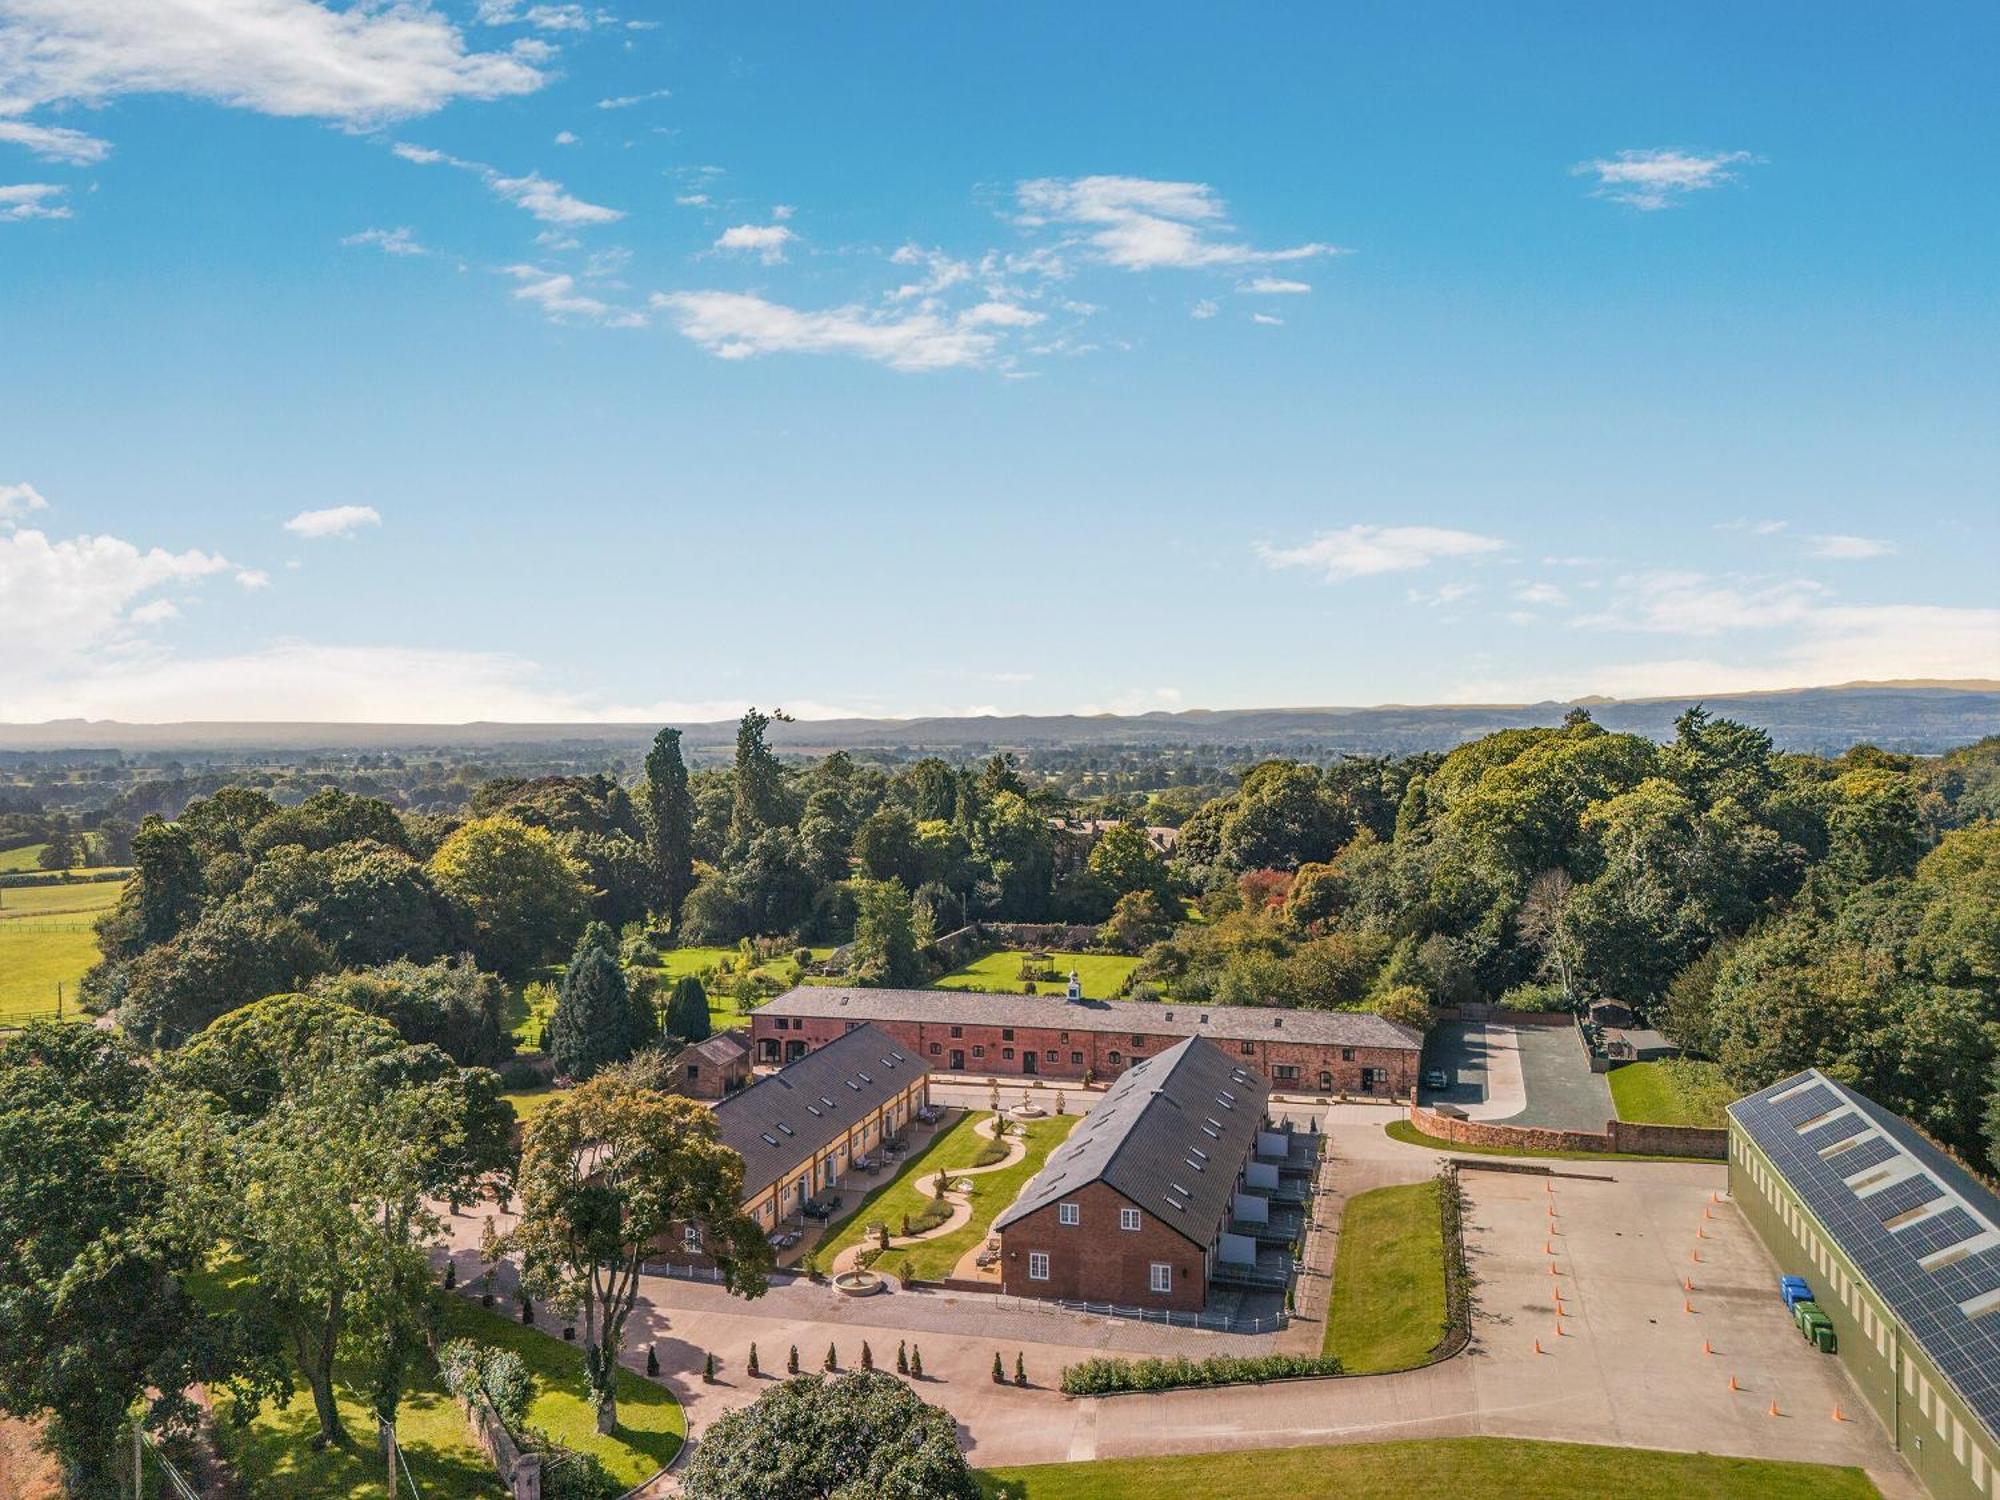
[463,1395,541,1500]
[1409,1105,1725,1160]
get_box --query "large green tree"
[644,727,698,929]
[730,707,794,843]
[0,1026,273,1497]
[550,941,643,1080]
[849,878,924,987]
[428,815,589,976]
[515,1066,771,1433]
[679,1372,979,1500]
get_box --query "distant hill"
[5,681,1999,759]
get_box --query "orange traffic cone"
[1545,1241,1555,1255]
[1697,1226,1708,1239]
[1684,1299,1694,1315]
[1833,1405,1846,1422]
[1534,1338,1544,1355]
[1691,1248,1702,1263]
[1711,1190,1721,1204]
[1704,1206,1715,1221]
[1549,1263,1561,1276]
[1684,1277,1695,1293]
[1728,1375,1740,1392]
[1702,1340,1713,1356]
[1556,1319,1567,1337]
[1769,1399,1781,1418]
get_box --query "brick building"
[663,1031,752,1100]
[751,983,1421,1097]
[993,1036,1300,1311]
[682,1023,930,1249]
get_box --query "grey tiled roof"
[994,1035,1269,1249]
[713,1023,927,1199]
[760,986,1422,1051]
[689,1031,750,1065]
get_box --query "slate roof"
[713,1023,927,1200]
[994,1035,1268,1250]
[688,1031,750,1066]
[759,986,1422,1051]
[1731,1070,2000,1444]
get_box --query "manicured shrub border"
[1058,1352,1344,1396]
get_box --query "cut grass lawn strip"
[1608,1058,1733,1128]
[976,1437,1882,1499]
[1321,1181,1446,1370]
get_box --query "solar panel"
[1862,1173,1945,1221]
[1801,1113,1869,1152]
[1731,1070,2000,1448]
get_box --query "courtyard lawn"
[977,1438,1881,1500]
[200,1271,682,1498]
[818,1113,1000,1261]
[933,950,1142,999]
[1321,1181,1447,1371]
[1384,1119,1694,1164]
[820,1111,1081,1282]
[1609,1058,1734,1129]
[0,878,124,1025]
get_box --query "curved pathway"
[829,1113,1027,1274]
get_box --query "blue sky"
[2,1,1995,722]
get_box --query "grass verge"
[1608,1058,1733,1128]
[933,950,1142,998]
[977,1437,1881,1499]
[1321,1181,1447,1370]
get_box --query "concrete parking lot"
[1423,1017,1611,1132]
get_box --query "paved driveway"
[1422,1020,1526,1119]
[1497,1019,1614,1132]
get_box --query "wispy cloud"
[391,142,622,226]
[0,118,110,164]
[1716,518,1788,535]
[1016,176,1342,271]
[1574,148,1754,211]
[597,87,670,110]
[505,264,644,326]
[283,505,381,540]
[1239,277,1310,294]
[1257,524,1506,581]
[0,481,50,523]
[1808,534,1896,560]
[0,182,68,220]
[1250,312,1284,326]
[651,291,1000,372]
[1575,571,1823,635]
[341,225,428,256]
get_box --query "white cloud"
[283,504,380,540]
[674,192,709,207]
[1575,571,1823,635]
[652,290,999,372]
[391,142,622,226]
[1075,687,1185,716]
[1408,581,1476,608]
[0,481,49,523]
[504,264,644,326]
[1250,312,1283,326]
[1513,581,1568,607]
[1016,175,1341,271]
[1256,524,1506,581]
[887,243,971,301]
[491,170,621,225]
[0,118,109,164]
[0,0,543,126]
[234,568,270,589]
[553,129,577,145]
[958,300,1043,328]
[341,225,426,256]
[128,598,179,625]
[0,519,232,672]
[771,203,793,221]
[596,87,670,109]
[1190,298,1218,319]
[1239,277,1310,294]
[0,182,67,219]
[714,222,793,263]
[1575,149,1754,211]
[1716,517,1788,535]
[1809,534,1896,560]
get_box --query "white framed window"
[1058,1202,1080,1226]
[1028,1252,1050,1281]
[683,1224,702,1252]
[1120,1207,1141,1232]
[1149,1263,1171,1293]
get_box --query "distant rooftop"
[759,985,1422,1051]
[995,1035,1269,1244]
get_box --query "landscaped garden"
[976,1437,1882,1499]
[818,1109,1080,1281]
[199,1267,682,1499]
[1321,1180,1448,1370]
[1609,1057,1734,1128]
[932,949,1143,998]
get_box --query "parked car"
[1423,1067,1449,1090]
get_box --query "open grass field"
[0,843,46,872]
[654,946,835,1028]
[200,1268,681,1498]
[0,877,124,1025]
[820,1111,1080,1281]
[1609,1058,1734,1129]
[933,950,1142,998]
[976,1438,1882,1499]
[1321,1180,1447,1370]
[1384,1119,1694,1164]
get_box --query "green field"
[0,843,46,871]
[0,877,124,1025]
[820,1111,1079,1281]
[1609,1058,1734,1129]
[1322,1181,1447,1370]
[500,1086,562,1126]
[933,950,1142,999]
[977,1438,1881,1500]
[202,1269,681,1498]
